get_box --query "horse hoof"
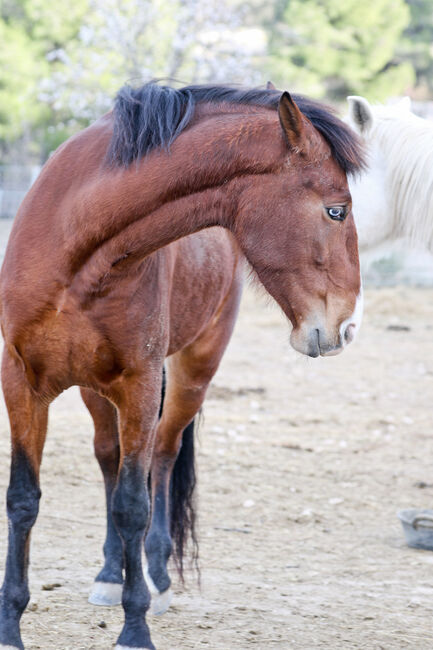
[115,646,154,650]
[88,581,122,606]
[150,587,173,616]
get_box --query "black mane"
[107,82,365,175]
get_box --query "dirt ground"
[0,221,433,649]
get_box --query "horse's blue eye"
[327,206,346,221]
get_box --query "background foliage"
[0,0,432,162]
[267,0,414,100]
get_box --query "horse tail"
[155,367,199,582]
[170,418,199,582]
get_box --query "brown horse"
[0,82,364,650]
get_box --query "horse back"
[0,113,242,396]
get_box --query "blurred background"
[1,0,433,282]
[1,7,433,646]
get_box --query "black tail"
[154,367,199,582]
[170,419,199,582]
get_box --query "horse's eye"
[326,206,346,221]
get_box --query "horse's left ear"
[266,81,277,90]
[395,96,412,112]
[347,96,373,135]
[278,91,305,150]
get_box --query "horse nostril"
[344,323,356,344]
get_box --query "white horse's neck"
[352,107,433,252]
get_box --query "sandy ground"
[0,220,433,648]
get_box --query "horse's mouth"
[309,329,343,358]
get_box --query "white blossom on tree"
[39,0,266,123]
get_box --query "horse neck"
[372,114,433,251]
[67,111,284,289]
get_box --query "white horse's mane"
[370,105,433,250]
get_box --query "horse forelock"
[106,82,366,176]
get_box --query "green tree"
[0,0,87,159]
[41,0,259,124]
[267,0,414,101]
[0,0,261,161]
[0,19,47,144]
[399,0,433,99]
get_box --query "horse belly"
[167,230,241,354]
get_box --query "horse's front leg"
[81,388,124,606]
[110,368,163,650]
[0,350,50,650]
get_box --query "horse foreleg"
[81,388,124,606]
[0,350,49,650]
[109,369,163,650]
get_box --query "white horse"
[347,95,433,253]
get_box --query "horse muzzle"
[290,290,363,358]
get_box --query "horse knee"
[112,461,149,540]
[7,454,41,531]
[7,490,40,534]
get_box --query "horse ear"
[395,96,412,112]
[347,96,374,135]
[278,91,305,150]
[266,81,276,90]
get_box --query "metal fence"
[0,165,41,218]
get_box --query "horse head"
[235,92,363,357]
